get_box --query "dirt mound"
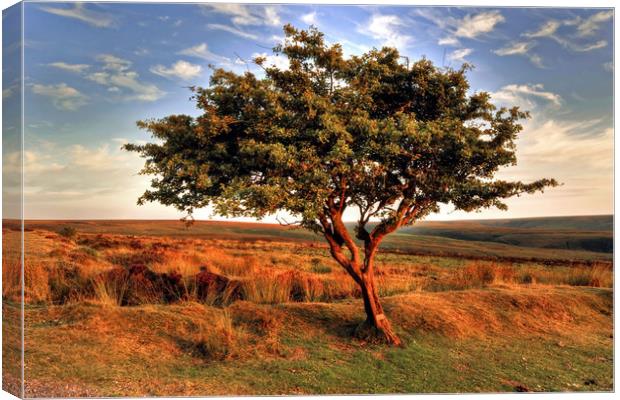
[388,286,612,338]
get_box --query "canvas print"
[2,1,614,397]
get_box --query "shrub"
[48,262,93,304]
[58,226,77,239]
[310,259,332,274]
[519,273,534,284]
[77,234,123,250]
[107,249,166,268]
[566,265,612,287]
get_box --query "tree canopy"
[125,25,558,345]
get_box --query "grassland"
[2,217,613,396]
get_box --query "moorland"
[2,215,613,396]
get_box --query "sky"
[4,2,614,221]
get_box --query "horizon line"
[9,213,613,224]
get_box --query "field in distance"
[19,214,613,263]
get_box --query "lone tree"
[125,25,557,345]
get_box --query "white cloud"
[301,11,318,26]
[48,62,90,74]
[493,41,544,68]
[150,60,202,80]
[23,142,141,202]
[18,139,186,219]
[264,6,281,27]
[201,3,259,25]
[40,3,115,28]
[572,40,607,52]
[527,54,544,69]
[550,35,608,52]
[252,52,289,70]
[447,48,472,64]
[206,23,259,40]
[496,118,613,214]
[178,43,232,66]
[87,72,110,85]
[200,4,281,26]
[363,14,412,49]
[87,55,165,102]
[438,36,460,46]
[2,84,18,99]
[490,83,562,108]
[134,48,150,56]
[97,54,132,72]
[522,15,610,53]
[493,41,533,56]
[603,61,613,72]
[31,83,88,111]
[421,10,504,49]
[522,20,561,38]
[455,11,505,39]
[575,10,613,37]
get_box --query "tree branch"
[318,212,362,284]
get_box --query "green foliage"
[125,25,557,237]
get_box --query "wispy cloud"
[419,9,504,47]
[206,23,259,40]
[493,41,534,56]
[251,52,289,70]
[150,60,202,80]
[498,118,612,212]
[48,62,90,74]
[200,4,281,26]
[39,3,115,28]
[447,48,472,64]
[301,11,318,26]
[521,15,610,53]
[179,43,232,66]
[492,41,544,68]
[572,40,607,52]
[522,20,561,38]
[602,61,613,72]
[31,83,88,111]
[97,54,132,71]
[491,83,562,108]
[575,10,613,37]
[454,10,505,39]
[86,54,165,102]
[361,14,413,49]
[438,36,460,46]
[2,83,18,99]
[23,142,142,200]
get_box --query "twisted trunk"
[356,271,401,345]
[319,209,401,346]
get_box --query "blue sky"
[11,2,614,220]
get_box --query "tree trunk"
[355,273,402,346]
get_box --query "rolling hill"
[14,214,613,264]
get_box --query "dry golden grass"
[388,285,612,340]
[8,223,613,397]
[4,229,613,310]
